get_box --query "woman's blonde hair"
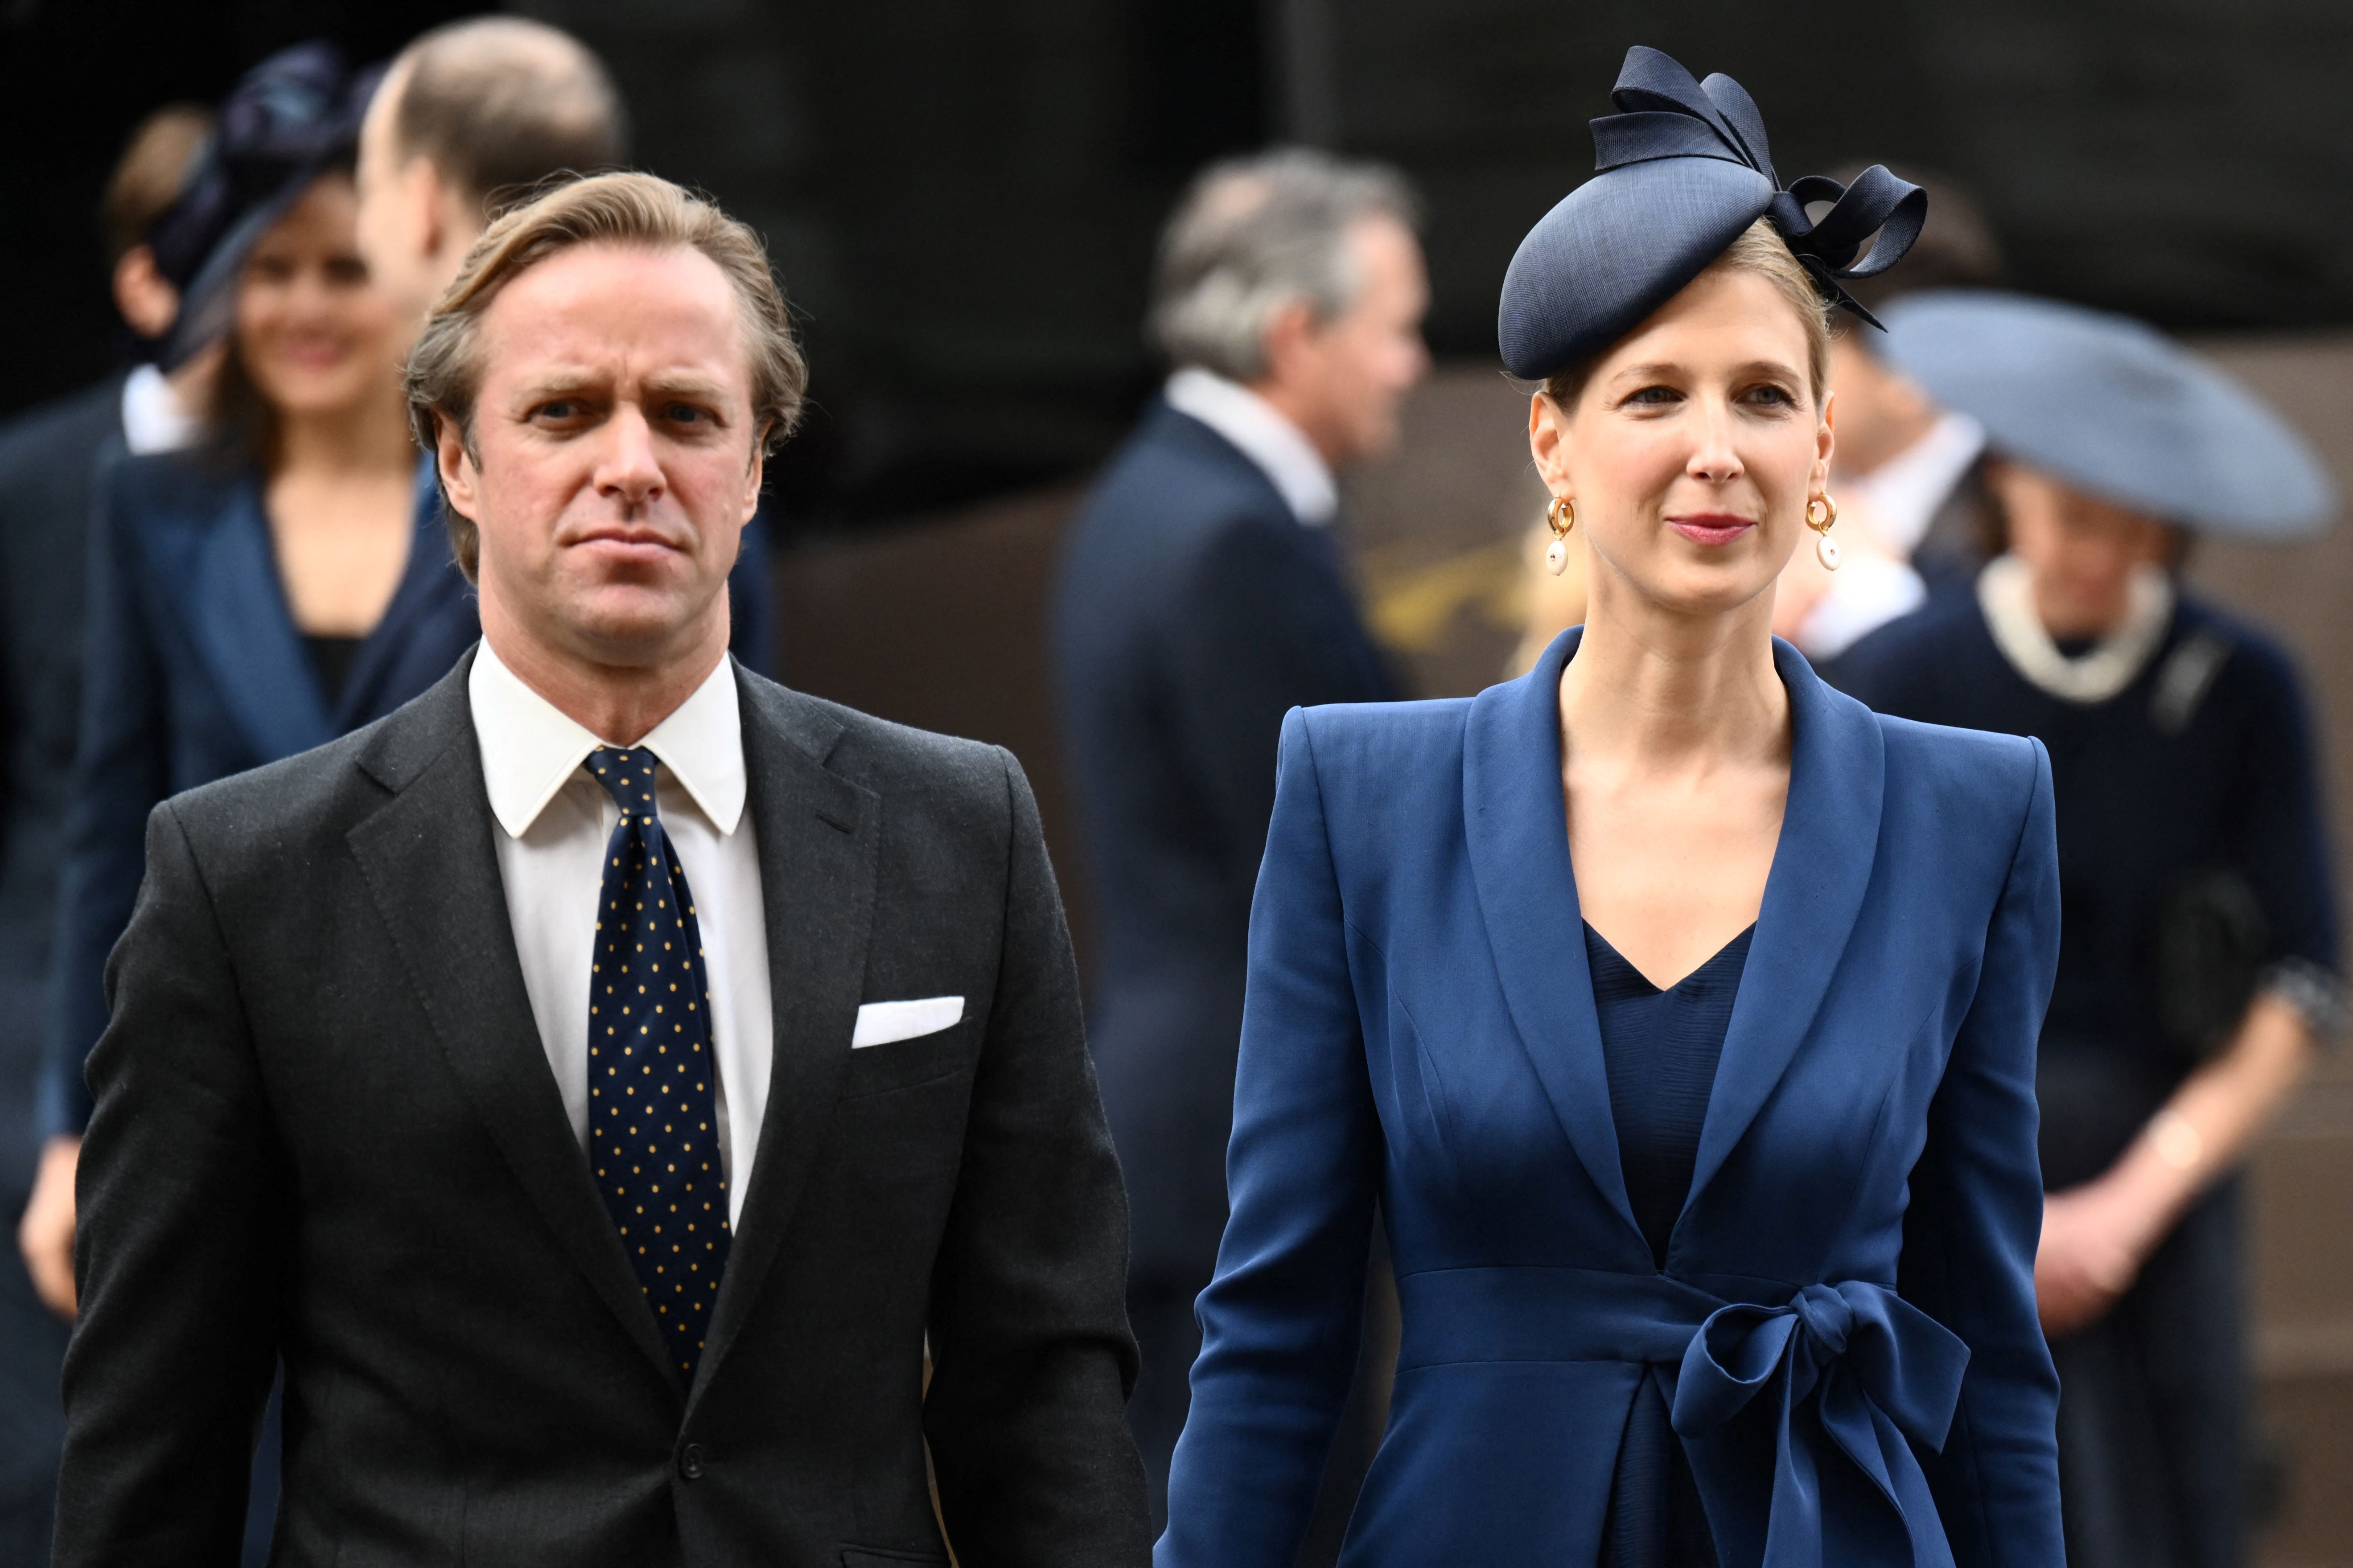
[405,171,808,579]
[1540,219,1831,410]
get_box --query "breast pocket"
[840,998,975,1100]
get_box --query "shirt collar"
[469,640,748,838]
[1163,366,1339,525]
[1849,410,1985,555]
[119,363,202,456]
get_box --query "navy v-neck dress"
[1586,921,1754,1568]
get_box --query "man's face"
[353,67,441,329]
[1261,213,1430,466]
[440,241,765,673]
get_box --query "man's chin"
[551,587,718,666]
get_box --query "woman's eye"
[1744,384,1798,408]
[1623,386,1679,406]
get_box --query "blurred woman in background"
[1839,291,2341,1568]
[27,44,478,1325]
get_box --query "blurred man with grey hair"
[1052,147,1427,1527]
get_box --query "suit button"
[679,1444,706,1481]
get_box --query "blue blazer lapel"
[190,480,334,761]
[336,459,456,729]
[1684,640,1886,1207]
[1462,627,1639,1238]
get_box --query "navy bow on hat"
[1591,48,1925,330]
[148,41,374,368]
[1497,46,1927,381]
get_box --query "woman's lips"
[1666,514,1757,547]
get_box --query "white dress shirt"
[469,643,772,1229]
[1164,365,1339,525]
[119,363,202,456]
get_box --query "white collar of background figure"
[1164,365,1339,527]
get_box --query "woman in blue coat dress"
[1158,48,2065,1568]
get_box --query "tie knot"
[587,747,661,819]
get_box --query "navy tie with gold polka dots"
[585,747,730,1385]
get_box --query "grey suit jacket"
[56,652,1150,1567]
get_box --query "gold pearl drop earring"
[1807,494,1840,571]
[1543,496,1576,575]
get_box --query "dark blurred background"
[9,4,2353,1561]
[10,0,2353,527]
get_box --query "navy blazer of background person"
[1159,631,2065,1567]
[1053,398,1394,1286]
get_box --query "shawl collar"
[189,477,333,762]
[345,653,682,1392]
[1460,628,1886,1248]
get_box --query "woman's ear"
[1528,392,1573,492]
[1814,387,1837,491]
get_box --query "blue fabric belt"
[1395,1266,1970,1568]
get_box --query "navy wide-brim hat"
[1499,45,1926,381]
[1880,290,2336,541]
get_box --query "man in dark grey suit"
[57,171,1148,1567]
[1052,149,1427,1528]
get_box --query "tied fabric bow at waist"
[1674,1281,1970,1568]
[1394,1268,1970,1568]
[1588,45,1925,328]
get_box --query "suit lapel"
[1462,628,1641,1240]
[190,481,334,762]
[693,671,879,1394]
[1682,641,1886,1208]
[335,459,460,729]
[345,659,679,1391]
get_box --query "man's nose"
[595,405,666,508]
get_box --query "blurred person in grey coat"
[0,100,213,1564]
[1052,148,1427,1530]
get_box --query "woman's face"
[1529,266,1831,621]
[1988,460,2179,640]
[234,173,399,420]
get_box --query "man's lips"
[1666,513,1757,547]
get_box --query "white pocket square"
[852,996,965,1048]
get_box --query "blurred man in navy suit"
[0,102,214,1563]
[1053,148,1427,1527]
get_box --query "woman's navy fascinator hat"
[147,41,375,369]
[1498,46,1927,381]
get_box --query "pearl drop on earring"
[1816,532,1840,571]
[1544,536,1570,575]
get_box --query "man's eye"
[536,401,578,420]
[663,404,709,425]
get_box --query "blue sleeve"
[40,470,170,1138]
[1898,739,2065,1567]
[2229,642,2338,988]
[1157,709,1382,1567]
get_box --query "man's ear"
[1255,298,1318,390]
[436,413,481,519]
[740,430,769,525]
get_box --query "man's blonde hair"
[405,171,808,579]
